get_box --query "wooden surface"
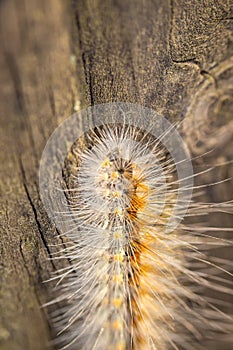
[0,1,232,349]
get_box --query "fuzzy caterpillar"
[39,103,233,350]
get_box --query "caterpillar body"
[40,103,233,350]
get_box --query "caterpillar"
[39,103,233,350]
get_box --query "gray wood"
[0,0,232,349]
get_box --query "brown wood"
[0,1,232,349]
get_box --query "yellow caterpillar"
[40,103,233,350]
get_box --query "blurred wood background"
[0,1,232,349]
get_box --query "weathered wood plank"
[0,0,232,349]
[0,1,74,349]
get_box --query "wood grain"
[0,1,232,349]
